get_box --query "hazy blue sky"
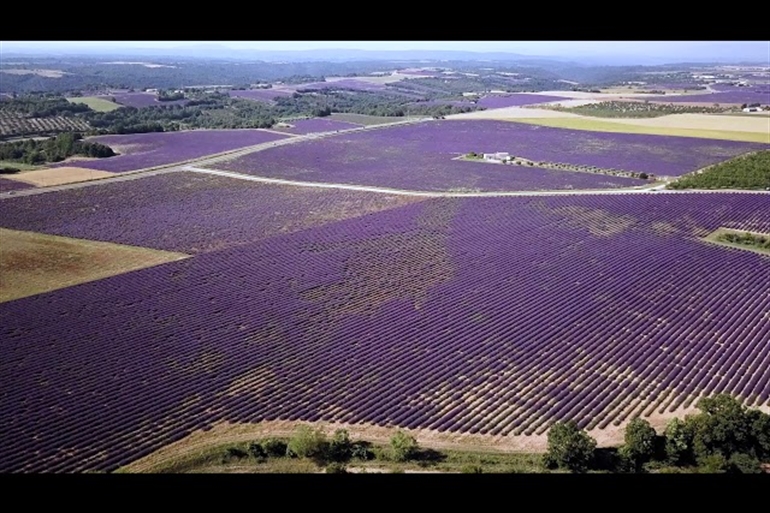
[2,41,769,62]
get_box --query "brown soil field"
[0,228,189,303]
[4,167,116,187]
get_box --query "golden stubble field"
[0,228,189,303]
[3,166,116,187]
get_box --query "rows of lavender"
[0,178,33,193]
[218,119,767,186]
[0,172,422,254]
[1,192,768,472]
[476,93,569,109]
[647,87,770,105]
[99,92,188,109]
[272,117,363,135]
[51,130,290,173]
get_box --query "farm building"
[483,152,510,162]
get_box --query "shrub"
[351,441,374,461]
[543,421,597,473]
[262,438,288,458]
[248,442,267,461]
[390,430,419,462]
[328,429,353,462]
[325,462,348,474]
[620,418,657,471]
[287,425,328,460]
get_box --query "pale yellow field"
[447,106,583,120]
[0,228,190,303]
[4,167,116,187]
[603,113,770,134]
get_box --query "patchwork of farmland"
[52,129,291,173]
[1,186,769,472]
[217,120,767,187]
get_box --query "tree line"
[544,394,770,473]
[0,132,114,166]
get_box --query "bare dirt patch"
[4,167,116,187]
[0,228,189,303]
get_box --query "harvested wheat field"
[4,167,116,187]
[605,113,770,134]
[0,228,189,303]
[505,117,770,143]
[448,106,584,120]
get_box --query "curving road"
[1,116,768,200]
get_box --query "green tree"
[261,438,288,458]
[746,408,770,459]
[619,417,657,471]
[727,453,762,474]
[328,429,353,462]
[692,394,752,461]
[390,430,419,462]
[664,417,695,466]
[543,420,597,473]
[286,425,328,460]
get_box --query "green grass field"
[66,96,121,112]
[509,117,770,144]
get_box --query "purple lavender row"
[0,171,423,254]
[0,178,33,192]
[48,129,290,173]
[647,89,770,104]
[1,191,769,472]
[99,92,188,109]
[219,119,767,180]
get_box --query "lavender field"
[1,191,768,472]
[647,88,770,105]
[101,92,188,108]
[477,93,569,109]
[273,117,362,134]
[0,171,422,254]
[217,119,767,186]
[0,178,33,193]
[53,130,290,173]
